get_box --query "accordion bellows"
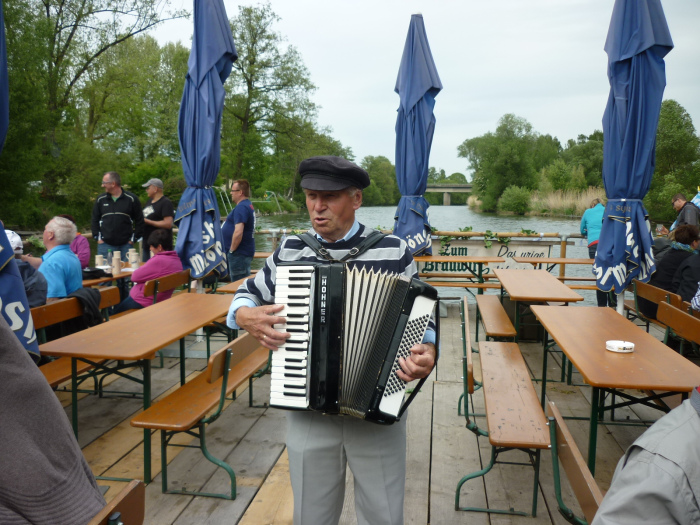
[270,263,437,424]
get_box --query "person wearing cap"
[91,171,144,262]
[227,156,436,525]
[221,179,256,282]
[141,178,174,262]
[4,229,47,308]
[592,386,700,525]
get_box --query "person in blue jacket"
[581,198,615,307]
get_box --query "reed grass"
[467,187,605,218]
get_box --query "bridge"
[425,183,472,205]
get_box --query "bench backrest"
[681,301,700,319]
[31,286,121,330]
[462,297,474,395]
[546,402,603,524]
[143,269,191,301]
[657,302,700,345]
[87,479,145,525]
[633,279,681,309]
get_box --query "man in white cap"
[5,229,47,307]
[141,178,174,262]
[227,156,436,525]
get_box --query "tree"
[645,100,700,221]
[223,3,317,185]
[457,114,538,212]
[361,155,400,206]
[561,131,604,188]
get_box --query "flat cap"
[299,156,370,191]
[142,178,164,189]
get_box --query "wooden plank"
[435,302,465,383]
[475,295,516,338]
[239,450,294,525]
[478,342,549,449]
[431,380,487,524]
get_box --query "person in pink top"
[59,214,90,268]
[110,229,183,314]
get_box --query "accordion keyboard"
[269,265,315,409]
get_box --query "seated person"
[591,386,700,525]
[672,251,700,305]
[59,214,90,268]
[22,216,82,303]
[638,225,699,318]
[111,228,183,314]
[5,229,47,307]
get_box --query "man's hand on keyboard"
[396,343,436,382]
[235,304,290,350]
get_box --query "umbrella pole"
[616,291,625,315]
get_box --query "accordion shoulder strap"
[298,230,386,262]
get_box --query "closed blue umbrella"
[393,14,442,255]
[593,0,673,295]
[175,0,237,279]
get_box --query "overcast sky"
[153,1,700,178]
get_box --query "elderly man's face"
[42,224,54,246]
[672,198,685,212]
[101,175,116,195]
[305,189,362,242]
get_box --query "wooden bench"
[32,287,121,389]
[457,297,487,426]
[130,332,271,500]
[456,341,550,517]
[87,480,145,525]
[547,402,604,524]
[474,294,516,342]
[624,279,682,332]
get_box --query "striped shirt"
[227,222,436,343]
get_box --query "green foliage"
[360,155,400,206]
[561,131,604,188]
[497,186,531,215]
[645,100,700,222]
[458,114,538,212]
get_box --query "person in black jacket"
[638,225,699,319]
[91,171,144,262]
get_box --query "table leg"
[180,338,186,386]
[514,301,520,343]
[143,358,152,484]
[477,263,484,295]
[540,334,548,410]
[588,387,600,476]
[71,358,79,439]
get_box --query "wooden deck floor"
[63,300,696,524]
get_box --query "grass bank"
[468,187,606,218]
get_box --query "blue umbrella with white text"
[175,0,237,279]
[593,0,672,299]
[393,14,442,255]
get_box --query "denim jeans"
[110,294,143,315]
[227,252,253,282]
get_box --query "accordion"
[270,262,438,424]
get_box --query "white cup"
[95,255,104,266]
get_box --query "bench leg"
[455,446,530,516]
[161,425,237,500]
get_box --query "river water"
[254,205,600,306]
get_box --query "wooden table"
[83,268,135,287]
[415,255,505,294]
[217,276,251,294]
[512,257,594,272]
[254,251,273,259]
[39,292,233,483]
[494,269,583,340]
[531,305,700,475]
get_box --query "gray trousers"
[286,411,407,525]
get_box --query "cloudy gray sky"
[153,1,700,178]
